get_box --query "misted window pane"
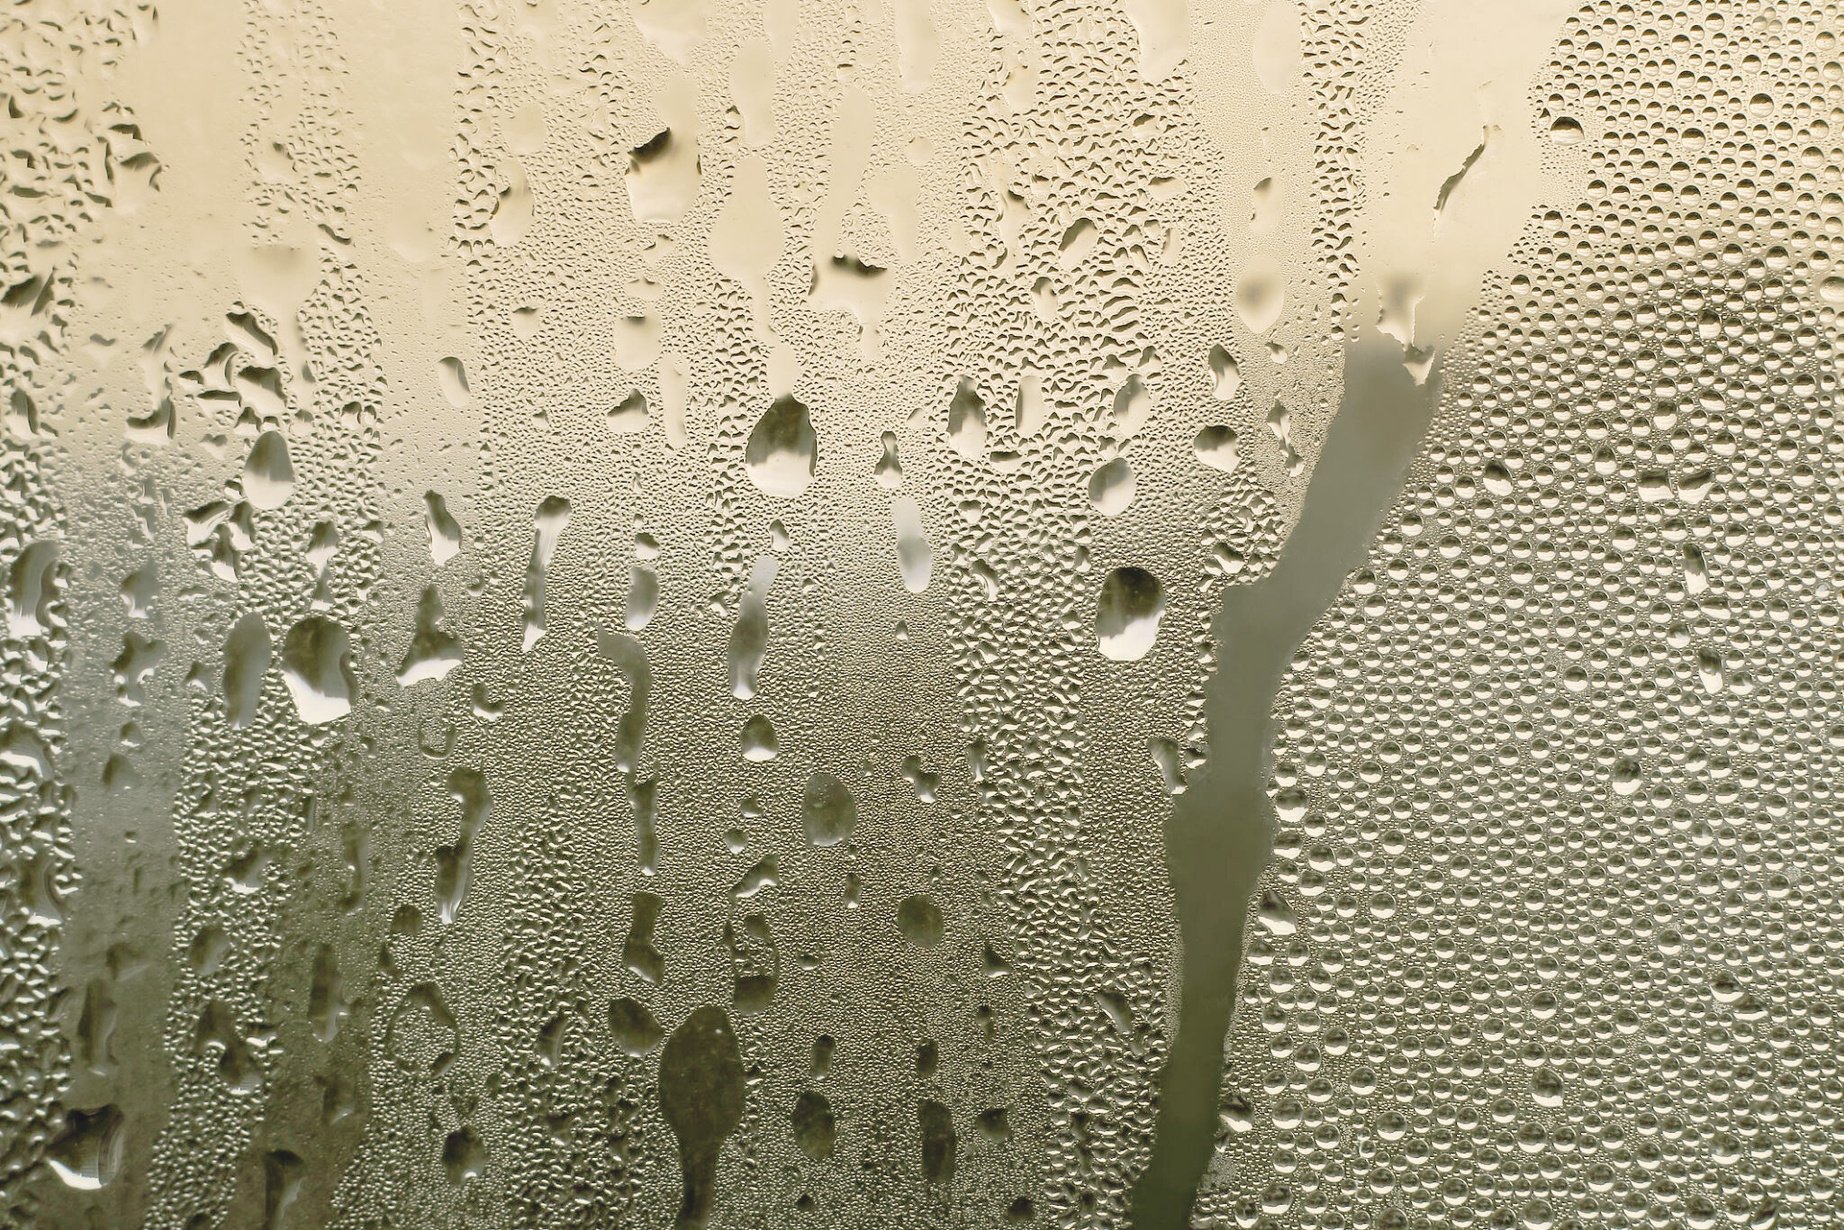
[3,1,1839,1227]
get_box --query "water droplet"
[241,430,293,511]
[745,396,818,498]
[1095,567,1164,661]
[802,770,857,848]
[896,893,944,947]
[1088,457,1135,516]
[740,714,778,761]
[658,1007,745,1227]
[279,616,355,724]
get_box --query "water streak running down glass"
[1,1,1841,1228]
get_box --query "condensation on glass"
[1,0,1840,1227]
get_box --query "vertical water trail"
[1134,333,1441,1228]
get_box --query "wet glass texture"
[2,0,1842,1227]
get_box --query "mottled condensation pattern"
[0,1,1839,1229]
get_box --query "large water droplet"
[658,1006,745,1227]
[280,616,356,724]
[802,770,857,847]
[609,997,664,1056]
[1095,567,1164,661]
[1193,426,1240,473]
[744,396,818,498]
[222,612,271,728]
[897,893,944,947]
[242,430,293,511]
[892,496,932,593]
[739,714,778,761]
[1089,457,1135,516]
[397,586,463,686]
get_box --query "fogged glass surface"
[2,0,1841,1226]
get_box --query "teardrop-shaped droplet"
[242,431,294,511]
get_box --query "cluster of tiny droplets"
[1210,2,1844,1228]
[0,0,119,1218]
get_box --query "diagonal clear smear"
[1136,333,1444,1228]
